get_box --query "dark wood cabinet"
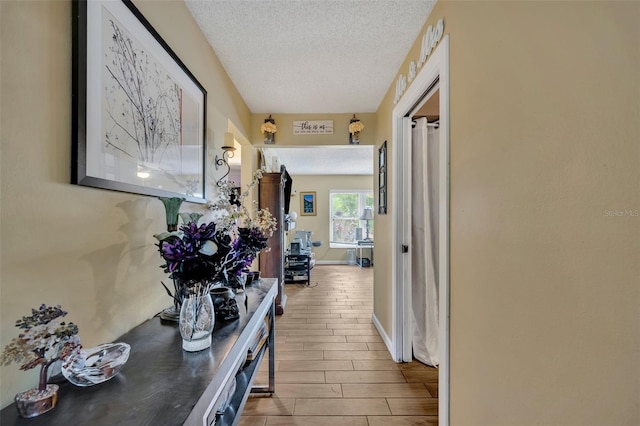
[259,166,290,315]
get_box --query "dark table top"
[0,279,277,426]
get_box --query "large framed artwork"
[300,191,317,216]
[72,0,207,203]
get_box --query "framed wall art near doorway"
[300,191,317,216]
[378,140,388,214]
[72,0,207,203]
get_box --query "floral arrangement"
[231,226,270,276]
[158,221,235,296]
[0,305,80,391]
[206,168,276,282]
[349,116,364,134]
[207,167,277,236]
[156,168,276,297]
[260,115,277,134]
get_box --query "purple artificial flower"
[182,222,216,242]
[160,238,196,272]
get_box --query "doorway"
[391,35,450,424]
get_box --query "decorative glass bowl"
[62,342,130,387]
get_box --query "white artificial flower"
[199,240,218,256]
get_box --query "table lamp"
[359,207,374,241]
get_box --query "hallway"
[241,265,439,425]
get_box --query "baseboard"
[276,294,287,315]
[315,260,350,265]
[372,313,394,357]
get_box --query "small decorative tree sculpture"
[1,304,80,417]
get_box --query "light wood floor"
[241,265,438,426]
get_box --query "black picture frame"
[378,141,387,215]
[72,0,207,203]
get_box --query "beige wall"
[375,1,639,424]
[373,95,395,335]
[287,175,373,263]
[0,0,251,408]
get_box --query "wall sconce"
[215,145,236,187]
[349,114,364,144]
[359,207,374,240]
[260,115,277,144]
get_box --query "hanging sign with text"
[293,120,334,135]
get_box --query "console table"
[0,279,278,426]
[356,240,374,268]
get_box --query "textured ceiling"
[185,0,436,114]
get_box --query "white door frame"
[391,35,450,425]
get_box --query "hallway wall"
[0,0,251,407]
[375,2,639,424]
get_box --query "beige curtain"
[411,117,439,367]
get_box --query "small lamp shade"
[359,207,374,240]
[359,207,374,221]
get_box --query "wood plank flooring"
[241,265,438,426]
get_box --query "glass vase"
[158,197,185,232]
[264,131,275,144]
[349,131,360,144]
[179,294,215,352]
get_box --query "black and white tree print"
[103,19,182,168]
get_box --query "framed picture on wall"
[300,191,317,216]
[72,0,207,203]
[378,141,387,214]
